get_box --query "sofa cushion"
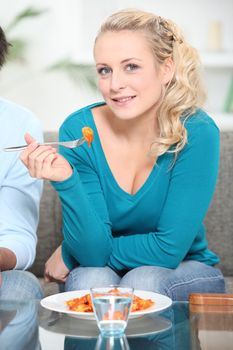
[224,277,233,294]
[205,132,233,276]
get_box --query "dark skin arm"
[0,247,17,271]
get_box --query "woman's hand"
[44,245,70,283]
[20,133,73,182]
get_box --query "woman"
[21,9,225,300]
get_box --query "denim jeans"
[0,270,43,299]
[65,261,225,301]
[0,301,40,350]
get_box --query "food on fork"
[66,288,154,313]
[82,127,94,147]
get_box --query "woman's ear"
[160,57,175,85]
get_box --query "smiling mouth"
[112,96,136,103]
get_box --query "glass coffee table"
[0,298,232,349]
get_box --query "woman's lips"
[111,96,136,105]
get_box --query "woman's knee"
[119,262,225,301]
[165,261,226,301]
[65,266,121,291]
[120,266,171,292]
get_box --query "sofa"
[30,131,233,296]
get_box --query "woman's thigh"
[65,266,121,291]
[120,261,225,301]
[0,270,43,299]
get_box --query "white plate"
[40,290,172,320]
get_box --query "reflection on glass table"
[0,300,40,350]
[1,299,232,349]
[41,304,179,350]
[94,335,130,350]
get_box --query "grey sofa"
[30,131,233,296]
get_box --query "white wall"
[0,0,232,131]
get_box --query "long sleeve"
[0,99,43,270]
[108,121,220,270]
[52,155,113,268]
[52,107,220,271]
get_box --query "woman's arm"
[52,119,220,270]
[108,122,220,270]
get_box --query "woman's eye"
[97,67,111,76]
[126,63,139,71]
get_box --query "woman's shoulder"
[182,109,220,150]
[61,101,105,130]
[184,109,219,132]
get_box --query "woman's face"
[94,30,172,122]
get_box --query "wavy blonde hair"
[95,9,206,158]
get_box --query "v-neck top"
[51,102,220,271]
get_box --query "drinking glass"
[95,334,130,350]
[90,286,134,337]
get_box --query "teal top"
[51,102,220,271]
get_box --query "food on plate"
[130,294,154,312]
[66,288,154,313]
[82,127,94,147]
[66,293,93,312]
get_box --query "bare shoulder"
[92,104,114,135]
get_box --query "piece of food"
[130,294,154,312]
[66,293,93,312]
[66,288,154,313]
[82,127,94,147]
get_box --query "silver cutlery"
[47,311,61,327]
[2,137,86,152]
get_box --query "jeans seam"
[167,275,224,292]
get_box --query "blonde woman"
[21,9,225,300]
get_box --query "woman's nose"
[110,71,126,91]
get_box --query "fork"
[2,137,86,152]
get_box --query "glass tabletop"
[0,299,232,350]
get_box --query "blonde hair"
[95,9,206,159]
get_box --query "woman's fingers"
[39,151,58,179]
[44,272,52,283]
[28,147,57,178]
[21,145,57,178]
[44,266,68,283]
[44,245,70,283]
[20,134,73,182]
[20,141,39,166]
[44,271,67,283]
[24,132,36,145]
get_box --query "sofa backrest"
[30,132,63,277]
[30,131,233,277]
[204,131,233,276]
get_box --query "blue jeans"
[0,270,43,299]
[0,301,40,350]
[65,261,225,301]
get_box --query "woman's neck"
[103,105,159,144]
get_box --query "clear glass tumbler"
[95,334,130,350]
[90,286,134,337]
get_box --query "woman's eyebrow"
[121,57,143,63]
[96,57,143,67]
